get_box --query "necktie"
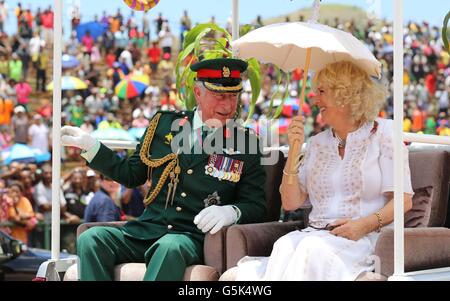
[191,126,211,153]
[201,125,211,146]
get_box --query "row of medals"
[204,161,241,182]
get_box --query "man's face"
[42,166,52,183]
[20,170,33,188]
[101,178,120,196]
[71,173,83,188]
[194,85,239,126]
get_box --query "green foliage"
[443,11,450,53]
[245,58,262,123]
[176,23,291,122]
[240,24,254,37]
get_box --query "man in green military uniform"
[60,58,267,281]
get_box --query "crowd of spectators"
[0,2,448,251]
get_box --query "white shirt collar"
[193,109,204,131]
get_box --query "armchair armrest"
[203,227,228,274]
[76,221,127,237]
[375,228,450,277]
[226,221,303,269]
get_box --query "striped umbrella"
[46,76,88,91]
[62,54,80,69]
[114,75,150,99]
[123,0,160,12]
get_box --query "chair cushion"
[183,265,219,281]
[114,263,146,281]
[404,186,433,228]
[63,264,78,281]
[114,263,220,281]
[408,151,449,227]
[63,263,219,281]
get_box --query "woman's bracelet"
[374,212,383,233]
[283,169,299,176]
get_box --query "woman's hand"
[330,218,370,241]
[287,116,305,154]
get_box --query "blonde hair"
[312,61,387,123]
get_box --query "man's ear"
[193,84,202,109]
[193,84,202,100]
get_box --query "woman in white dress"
[234,61,414,281]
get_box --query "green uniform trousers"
[77,226,203,281]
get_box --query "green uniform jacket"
[87,110,267,243]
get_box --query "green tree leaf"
[273,73,291,119]
[245,58,262,124]
[443,11,450,53]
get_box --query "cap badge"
[222,66,231,78]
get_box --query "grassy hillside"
[262,3,370,28]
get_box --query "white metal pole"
[232,0,240,42]
[392,0,405,278]
[51,0,62,260]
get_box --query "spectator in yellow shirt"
[403,117,412,132]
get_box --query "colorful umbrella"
[91,128,135,141]
[281,97,300,117]
[62,54,80,69]
[115,75,150,99]
[123,0,160,12]
[274,118,292,135]
[46,76,88,91]
[1,144,51,165]
[128,127,146,140]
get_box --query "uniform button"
[181,192,187,198]
[167,225,173,230]
[187,169,193,175]
[176,207,182,212]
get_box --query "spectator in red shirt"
[105,50,116,68]
[41,8,54,46]
[82,30,94,56]
[425,70,437,97]
[147,40,161,74]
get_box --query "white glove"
[61,126,97,151]
[193,205,238,235]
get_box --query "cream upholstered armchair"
[219,150,450,281]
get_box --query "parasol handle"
[287,48,312,185]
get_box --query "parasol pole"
[286,1,319,184]
[287,48,311,184]
[51,0,62,260]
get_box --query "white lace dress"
[235,118,414,281]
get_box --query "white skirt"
[235,228,379,281]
